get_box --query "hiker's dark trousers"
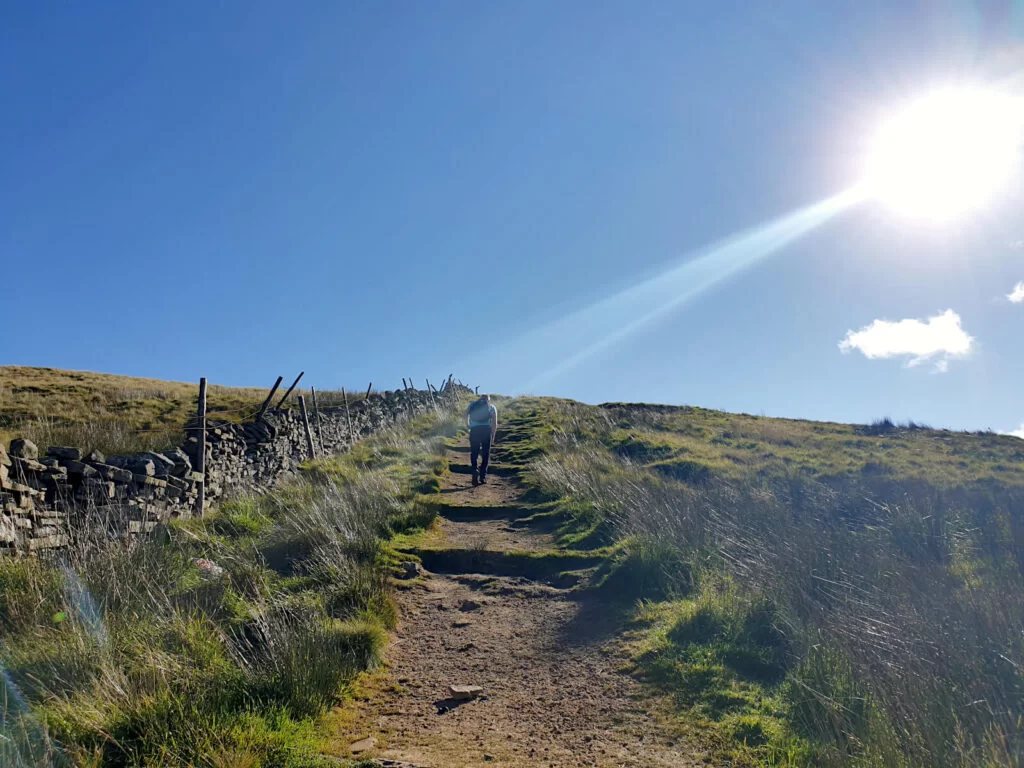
[469,426,492,476]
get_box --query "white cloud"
[1003,424,1024,439]
[838,309,973,370]
[1008,282,1024,303]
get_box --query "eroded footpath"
[332,417,699,768]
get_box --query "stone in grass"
[194,558,225,580]
[459,599,482,612]
[398,561,423,579]
[349,736,377,754]
[448,684,484,700]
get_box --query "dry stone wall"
[0,386,462,555]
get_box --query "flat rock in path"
[349,736,378,753]
[448,684,484,700]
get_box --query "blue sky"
[2,1,1023,432]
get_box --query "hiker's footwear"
[479,473,487,484]
[471,469,479,486]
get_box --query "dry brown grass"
[0,366,272,454]
[0,367,387,457]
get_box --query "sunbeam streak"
[466,186,866,392]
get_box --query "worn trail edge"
[332,413,700,768]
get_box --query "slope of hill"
[1,372,1022,767]
[590,400,1024,486]
[0,366,373,456]
[508,397,1024,766]
[0,366,269,453]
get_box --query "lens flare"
[864,87,1024,220]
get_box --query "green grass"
[0,365,383,456]
[6,383,1024,766]
[507,395,1024,487]
[494,396,1024,767]
[0,404,458,767]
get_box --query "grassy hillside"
[3,373,1023,766]
[595,401,1024,486]
[0,367,374,456]
[509,397,1024,766]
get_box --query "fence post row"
[194,372,464,520]
[195,377,207,518]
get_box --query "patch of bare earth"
[334,445,702,768]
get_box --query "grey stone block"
[10,439,39,460]
[92,464,134,484]
[47,447,82,461]
[61,460,98,478]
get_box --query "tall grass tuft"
[529,401,1024,766]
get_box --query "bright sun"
[864,86,1024,220]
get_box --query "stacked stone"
[1,439,65,552]
[103,449,202,532]
[183,420,249,505]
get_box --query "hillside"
[1,371,1022,767]
[0,366,374,456]
[589,400,1024,486]
[4,366,1022,486]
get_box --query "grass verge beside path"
[0,408,460,767]
[501,397,1024,767]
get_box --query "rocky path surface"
[338,422,697,768]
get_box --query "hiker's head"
[479,393,490,402]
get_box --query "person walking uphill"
[466,394,498,485]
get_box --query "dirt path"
[336,429,698,768]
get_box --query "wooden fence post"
[195,377,207,518]
[298,396,316,460]
[365,382,373,400]
[342,387,354,445]
[310,386,325,454]
[276,372,305,409]
[425,378,437,409]
[256,376,283,421]
[402,377,408,390]
[407,377,415,391]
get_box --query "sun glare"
[864,87,1024,221]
